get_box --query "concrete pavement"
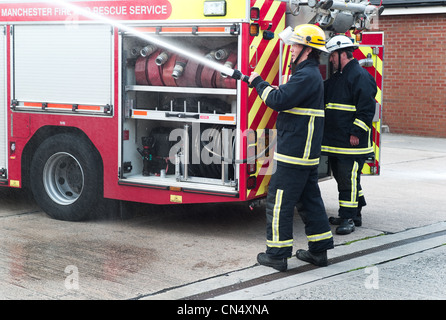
[211,222,446,300]
[268,240,446,300]
[145,133,446,300]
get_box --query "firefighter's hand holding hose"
[231,70,279,90]
[248,72,279,90]
[231,70,254,88]
[248,72,260,85]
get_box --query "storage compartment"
[13,24,113,106]
[120,25,240,193]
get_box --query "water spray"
[52,0,251,85]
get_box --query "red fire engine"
[0,0,384,221]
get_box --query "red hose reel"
[135,48,237,89]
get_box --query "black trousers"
[265,164,334,259]
[328,156,367,219]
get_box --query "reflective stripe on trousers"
[265,165,334,258]
[328,157,367,219]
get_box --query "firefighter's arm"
[350,74,378,139]
[249,72,304,111]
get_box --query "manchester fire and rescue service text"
[0,4,169,19]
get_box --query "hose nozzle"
[231,70,250,84]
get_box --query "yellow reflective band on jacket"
[307,231,333,242]
[273,112,320,166]
[321,145,374,155]
[339,200,358,208]
[303,116,315,159]
[283,107,325,117]
[354,118,370,132]
[261,86,274,102]
[326,103,356,112]
[274,152,320,166]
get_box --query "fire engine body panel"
[0,0,383,220]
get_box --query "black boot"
[257,253,287,272]
[335,219,355,235]
[296,249,328,267]
[329,215,362,227]
[356,206,363,227]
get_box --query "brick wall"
[377,14,446,137]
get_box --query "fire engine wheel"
[30,134,103,221]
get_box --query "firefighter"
[322,35,377,235]
[248,24,334,271]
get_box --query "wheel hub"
[43,152,84,205]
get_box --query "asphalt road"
[1,133,445,300]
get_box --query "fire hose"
[135,48,240,88]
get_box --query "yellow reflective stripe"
[303,116,315,159]
[368,127,372,149]
[326,103,356,112]
[350,161,359,205]
[339,200,359,208]
[272,189,283,243]
[354,118,370,132]
[274,152,320,166]
[267,239,293,248]
[307,231,333,242]
[338,161,360,208]
[321,145,374,155]
[283,107,325,117]
[358,189,364,197]
[261,86,274,102]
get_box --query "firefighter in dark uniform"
[322,35,377,235]
[248,24,334,271]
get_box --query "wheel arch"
[21,126,104,191]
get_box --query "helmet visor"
[278,26,296,45]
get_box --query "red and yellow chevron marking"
[354,33,384,175]
[246,0,286,199]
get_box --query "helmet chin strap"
[338,50,342,73]
[293,46,308,66]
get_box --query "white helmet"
[326,35,358,53]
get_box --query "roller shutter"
[13,24,113,106]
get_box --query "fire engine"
[0,0,384,221]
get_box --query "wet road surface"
[0,187,269,299]
[2,133,446,300]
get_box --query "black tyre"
[30,133,103,221]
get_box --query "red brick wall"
[377,14,446,137]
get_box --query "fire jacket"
[251,59,325,168]
[322,59,377,158]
